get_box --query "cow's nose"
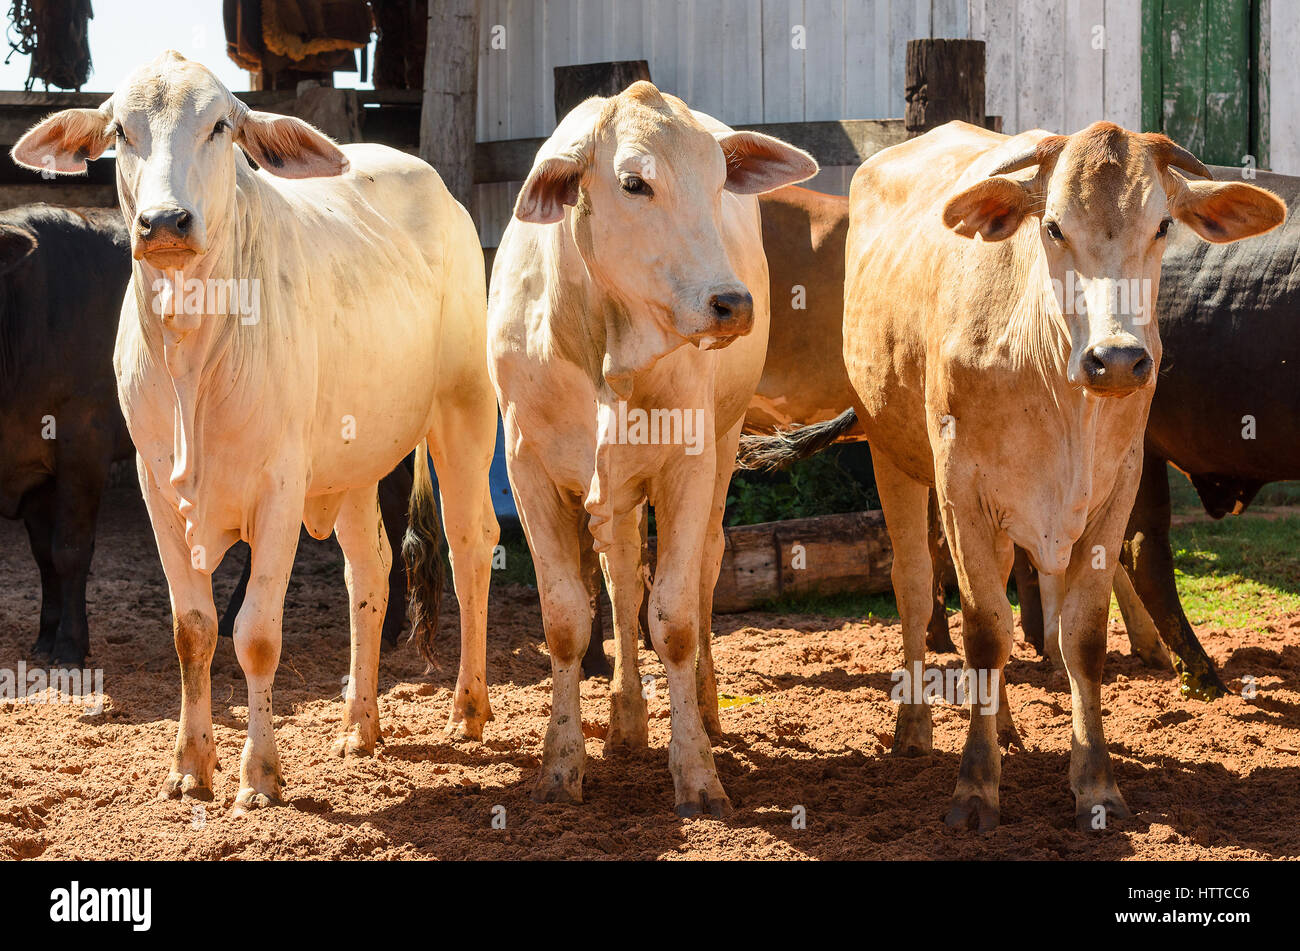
[1081,343,1153,392]
[137,206,193,239]
[708,290,754,327]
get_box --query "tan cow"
[489,82,816,815]
[848,121,1283,830]
[750,121,1282,831]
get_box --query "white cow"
[12,52,499,813]
[489,82,816,815]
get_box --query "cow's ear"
[1164,171,1287,244]
[236,111,349,179]
[0,225,37,274]
[11,107,113,175]
[716,131,818,195]
[515,153,584,224]
[943,177,1035,242]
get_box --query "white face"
[578,111,755,348]
[941,124,1287,399]
[1039,159,1169,397]
[514,84,819,350]
[10,52,349,272]
[107,62,243,269]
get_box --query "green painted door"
[1142,0,1266,168]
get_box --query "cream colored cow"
[489,82,816,815]
[845,122,1283,830]
[12,52,499,813]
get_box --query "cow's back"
[1148,166,1300,486]
[843,122,1045,483]
[750,186,853,432]
[0,205,132,517]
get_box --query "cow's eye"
[1155,218,1171,239]
[1044,220,1065,242]
[113,123,127,144]
[209,119,230,141]
[620,174,652,197]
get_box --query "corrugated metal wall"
[472,0,974,245]
[471,1,1297,244]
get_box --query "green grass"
[1168,514,1300,632]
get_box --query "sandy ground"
[1,485,1298,860]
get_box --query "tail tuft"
[403,441,444,671]
[735,408,860,471]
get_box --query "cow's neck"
[130,184,254,510]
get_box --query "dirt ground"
[2,485,1298,860]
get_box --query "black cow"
[0,205,133,667]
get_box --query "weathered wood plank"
[1104,0,1143,131]
[1063,0,1106,133]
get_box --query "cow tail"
[403,441,444,671]
[735,408,860,471]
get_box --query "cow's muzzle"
[685,288,755,350]
[134,205,203,266]
[1079,338,1153,396]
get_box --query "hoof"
[446,695,493,742]
[331,725,376,758]
[531,781,582,805]
[1075,794,1133,832]
[159,771,214,802]
[945,795,999,833]
[229,787,283,817]
[675,791,733,819]
[892,705,933,757]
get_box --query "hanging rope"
[5,0,94,91]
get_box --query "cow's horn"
[988,135,1066,176]
[1144,134,1213,180]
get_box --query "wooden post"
[420,0,480,211]
[553,60,651,121]
[904,39,986,138]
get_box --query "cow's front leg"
[20,482,60,659]
[601,506,648,749]
[872,452,935,756]
[230,502,301,816]
[331,483,389,758]
[427,400,500,740]
[1062,511,1135,831]
[510,453,590,803]
[651,480,730,818]
[695,422,744,739]
[139,466,220,801]
[939,493,1015,832]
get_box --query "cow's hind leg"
[332,483,389,757]
[230,503,300,816]
[873,453,935,756]
[426,403,500,739]
[139,465,220,801]
[1122,452,1225,698]
[602,507,648,749]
